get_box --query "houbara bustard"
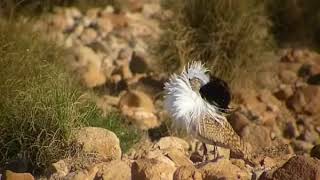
[163,62,289,166]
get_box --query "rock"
[80,28,98,45]
[96,95,120,115]
[291,140,313,153]
[73,127,121,160]
[51,160,69,177]
[119,90,155,113]
[129,51,150,74]
[68,166,99,180]
[86,8,100,19]
[272,155,320,180]
[166,148,193,167]
[287,86,320,114]
[72,46,106,88]
[173,166,202,180]
[142,3,161,18]
[155,137,189,153]
[119,90,159,130]
[144,150,176,167]
[121,64,133,79]
[274,84,294,100]
[97,17,113,36]
[228,111,250,134]
[279,70,297,84]
[98,160,131,180]
[49,12,75,32]
[301,86,320,114]
[131,158,176,180]
[83,64,106,88]
[4,170,34,180]
[102,14,128,28]
[310,144,320,159]
[284,121,299,138]
[199,159,250,180]
[241,124,272,152]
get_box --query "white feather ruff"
[164,62,227,136]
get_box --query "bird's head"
[189,77,203,92]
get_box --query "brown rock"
[119,90,159,130]
[73,127,121,160]
[287,86,320,114]
[144,150,176,167]
[173,166,202,180]
[131,158,176,180]
[279,70,297,84]
[272,155,320,180]
[102,14,128,28]
[119,90,155,113]
[69,166,99,180]
[274,84,294,100]
[72,46,106,88]
[129,51,150,74]
[228,111,250,134]
[301,86,320,114]
[83,64,106,88]
[241,124,272,152]
[97,17,113,36]
[121,64,133,80]
[99,160,131,180]
[155,137,189,153]
[80,28,98,45]
[4,170,34,180]
[166,148,193,167]
[199,159,250,180]
[51,160,69,177]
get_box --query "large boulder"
[272,155,320,180]
[73,127,121,160]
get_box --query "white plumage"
[164,62,227,137]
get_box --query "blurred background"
[1,0,320,178]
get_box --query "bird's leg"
[202,143,208,162]
[213,145,218,159]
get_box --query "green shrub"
[156,0,274,88]
[0,20,89,173]
[0,20,141,174]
